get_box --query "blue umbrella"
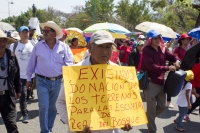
[162,32,180,42]
[188,27,200,42]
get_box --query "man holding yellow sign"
[56,30,147,133]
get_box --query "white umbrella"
[0,22,15,31]
[135,21,176,38]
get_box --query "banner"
[63,65,147,131]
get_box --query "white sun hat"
[0,30,16,44]
[40,21,63,39]
[11,31,20,40]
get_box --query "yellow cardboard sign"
[63,65,147,131]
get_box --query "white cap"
[138,35,145,39]
[11,31,20,40]
[90,30,115,45]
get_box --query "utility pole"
[5,0,14,23]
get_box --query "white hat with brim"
[0,30,16,44]
[11,31,20,40]
[90,30,116,45]
[138,35,145,39]
[40,21,63,39]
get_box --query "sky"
[0,0,125,20]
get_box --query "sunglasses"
[42,29,55,34]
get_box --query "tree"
[115,0,152,31]
[149,0,200,33]
[150,0,167,10]
[84,0,115,23]
[153,2,198,32]
[71,5,84,14]
[65,12,91,30]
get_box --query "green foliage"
[1,0,200,33]
[115,0,152,31]
[65,12,92,30]
[153,2,199,33]
[84,0,115,23]
[150,0,167,10]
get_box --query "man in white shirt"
[9,26,34,123]
[56,30,132,133]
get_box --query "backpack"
[164,70,187,97]
[12,41,35,54]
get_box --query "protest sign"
[110,51,119,63]
[63,65,147,131]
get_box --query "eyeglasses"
[42,29,54,34]
[0,58,5,71]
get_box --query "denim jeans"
[176,106,188,128]
[20,78,29,117]
[36,76,62,133]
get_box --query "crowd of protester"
[0,21,200,133]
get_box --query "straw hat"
[11,31,20,40]
[40,21,63,39]
[0,30,16,44]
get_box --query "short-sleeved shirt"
[176,82,192,107]
[173,47,187,61]
[0,54,8,91]
[9,41,34,79]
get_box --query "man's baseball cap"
[19,26,29,32]
[146,29,161,39]
[90,30,115,45]
[28,26,36,30]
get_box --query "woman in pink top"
[173,34,192,61]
